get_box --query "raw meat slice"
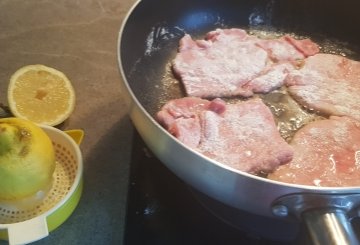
[172,28,319,98]
[245,63,294,94]
[255,37,306,62]
[156,97,225,148]
[283,36,320,57]
[268,116,360,187]
[172,29,268,98]
[255,35,319,62]
[205,28,249,43]
[285,53,360,122]
[156,97,293,174]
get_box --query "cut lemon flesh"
[7,65,75,126]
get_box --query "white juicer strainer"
[0,125,84,245]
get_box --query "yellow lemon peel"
[0,117,55,201]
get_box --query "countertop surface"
[0,0,137,244]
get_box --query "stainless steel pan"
[118,0,360,244]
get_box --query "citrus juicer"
[0,126,84,245]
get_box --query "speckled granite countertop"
[0,0,136,244]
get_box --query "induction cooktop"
[123,131,312,245]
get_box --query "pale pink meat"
[285,53,360,122]
[172,28,319,98]
[156,97,293,174]
[268,116,360,187]
[255,37,305,62]
[284,36,320,57]
[173,29,268,98]
[156,97,214,148]
[245,63,294,94]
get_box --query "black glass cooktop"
[124,131,306,245]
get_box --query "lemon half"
[7,65,75,126]
[0,117,56,201]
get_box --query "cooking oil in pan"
[260,89,323,142]
[156,29,359,143]
[158,63,322,142]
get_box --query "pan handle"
[272,193,360,245]
[302,209,359,245]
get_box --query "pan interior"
[121,0,360,116]
[120,0,360,178]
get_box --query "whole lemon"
[0,117,55,201]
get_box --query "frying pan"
[118,0,360,244]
